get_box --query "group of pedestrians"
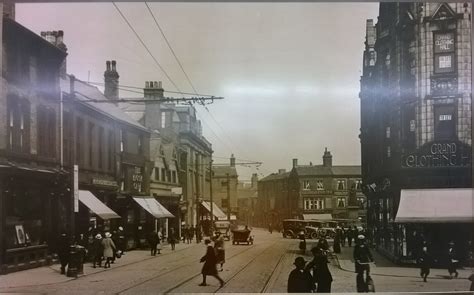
[199,232,226,287]
[288,243,333,293]
[56,226,127,275]
[182,225,197,244]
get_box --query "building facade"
[0,11,68,273]
[237,173,258,226]
[258,150,365,229]
[211,155,239,220]
[360,3,472,263]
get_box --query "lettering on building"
[401,142,471,168]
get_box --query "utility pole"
[209,159,214,228]
[226,173,231,221]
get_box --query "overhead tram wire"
[145,3,248,158]
[111,3,234,155]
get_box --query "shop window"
[337,180,345,190]
[434,104,456,140]
[337,197,346,208]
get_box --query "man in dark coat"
[447,241,459,278]
[306,247,333,292]
[168,228,177,251]
[199,238,224,287]
[116,226,126,255]
[288,257,314,293]
[346,227,353,247]
[418,246,432,282]
[91,234,103,268]
[148,231,159,256]
[333,227,342,254]
[354,235,374,292]
[57,231,70,275]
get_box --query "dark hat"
[294,257,306,265]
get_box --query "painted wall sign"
[401,141,471,168]
[434,32,454,53]
[92,178,118,187]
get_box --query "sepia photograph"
[0,0,472,293]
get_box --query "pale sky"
[17,2,379,181]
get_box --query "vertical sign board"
[74,165,79,212]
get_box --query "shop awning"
[395,189,474,223]
[133,196,174,219]
[78,190,121,220]
[201,201,227,219]
[303,213,333,220]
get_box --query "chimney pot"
[153,81,158,88]
[106,61,111,71]
[158,81,162,89]
[111,60,116,71]
[58,30,64,37]
[292,158,298,168]
[145,81,150,88]
[40,31,46,37]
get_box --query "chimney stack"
[251,173,258,189]
[104,60,119,103]
[40,30,68,77]
[230,154,236,167]
[292,158,298,168]
[2,0,15,20]
[323,148,333,167]
[144,80,164,99]
[278,169,286,175]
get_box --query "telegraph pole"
[209,159,214,227]
[226,173,231,221]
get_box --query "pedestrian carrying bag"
[366,276,375,292]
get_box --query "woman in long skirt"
[199,238,224,287]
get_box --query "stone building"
[210,155,239,220]
[0,8,68,273]
[360,2,472,263]
[120,81,213,236]
[237,173,258,226]
[258,150,365,228]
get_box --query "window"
[316,180,324,190]
[63,112,72,165]
[385,126,391,138]
[88,122,94,168]
[337,197,346,208]
[303,180,310,190]
[7,96,30,153]
[161,111,167,128]
[76,118,84,165]
[138,135,143,155]
[434,104,456,140]
[161,168,166,182]
[434,32,455,74]
[172,171,177,183]
[108,130,114,171]
[37,106,56,158]
[387,146,391,158]
[357,197,365,209]
[221,198,229,208]
[154,168,160,180]
[337,180,345,190]
[355,180,362,190]
[120,130,125,152]
[409,120,416,132]
[98,127,104,169]
[167,170,171,182]
[304,198,324,210]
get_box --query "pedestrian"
[91,234,103,268]
[57,230,70,275]
[214,232,226,271]
[418,246,432,282]
[288,257,314,293]
[469,273,474,291]
[182,226,189,243]
[447,241,459,279]
[352,226,359,246]
[116,226,126,255]
[341,226,346,247]
[148,230,159,256]
[354,234,374,292]
[333,227,342,254]
[199,238,224,287]
[157,229,163,254]
[306,247,333,293]
[346,227,353,247]
[269,223,273,234]
[189,226,195,243]
[317,237,329,252]
[101,232,116,269]
[169,228,177,251]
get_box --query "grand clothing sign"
[401,141,471,168]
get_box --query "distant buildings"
[360,3,472,263]
[210,155,239,220]
[258,150,365,227]
[237,173,259,226]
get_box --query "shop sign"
[401,141,471,168]
[434,32,454,53]
[92,178,118,187]
[131,166,143,192]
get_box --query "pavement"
[0,241,197,290]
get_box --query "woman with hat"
[91,233,103,268]
[288,257,314,293]
[354,234,374,292]
[101,232,116,269]
[199,238,224,287]
[306,247,333,293]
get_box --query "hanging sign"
[74,165,79,212]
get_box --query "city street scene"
[0,1,472,294]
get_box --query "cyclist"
[354,234,374,292]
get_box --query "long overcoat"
[201,245,218,275]
[102,237,116,258]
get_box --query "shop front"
[0,166,67,274]
[394,188,473,265]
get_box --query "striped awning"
[79,190,121,220]
[133,196,174,219]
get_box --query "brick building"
[258,150,365,228]
[360,3,472,263]
[0,7,68,272]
